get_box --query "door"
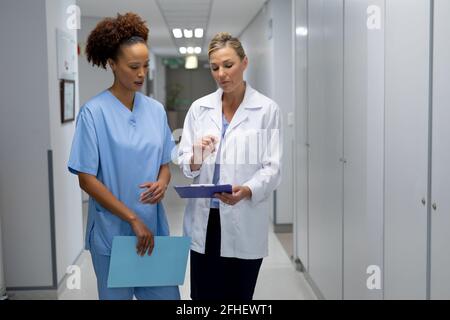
[430,0,450,300]
[293,0,309,272]
[343,0,385,300]
[384,0,430,299]
[307,0,344,299]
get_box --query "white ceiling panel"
[77,0,266,57]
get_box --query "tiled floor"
[274,232,294,259]
[60,164,316,300]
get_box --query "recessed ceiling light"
[172,28,183,38]
[179,47,187,54]
[185,55,198,69]
[187,47,194,54]
[183,29,193,38]
[194,28,204,38]
[194,47,202,54]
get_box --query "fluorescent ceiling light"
[194,28,204,38]
[187,47,194,54]
[183,29,193,38]
[194,47,202,54]
[185,55,198,69]
[179,47,187,54]
[172,28,183,38]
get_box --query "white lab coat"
[178,83,282,259]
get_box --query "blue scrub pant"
[90,250,181,300]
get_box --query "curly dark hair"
[86,12,149,69]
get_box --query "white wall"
[240,3,273,98]
[0,0,83,291]
[0,0,54,288]
[271,0,294,225]
[45,0,84,286]
[293,0,309,272]
[240,0,294,226]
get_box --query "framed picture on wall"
[60,79,75,123]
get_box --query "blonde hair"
[208,32,246,60]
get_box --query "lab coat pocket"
[231,200,245,228]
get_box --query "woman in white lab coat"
[178,32,282,300]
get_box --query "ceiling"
[77,0,267,57]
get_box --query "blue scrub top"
[68,90,175,256]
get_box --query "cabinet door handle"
[432,203,437,211]
[421,198,426,206]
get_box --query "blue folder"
[107,236,190,288]
[174,184,233,198]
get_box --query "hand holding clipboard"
[174,184,233,198]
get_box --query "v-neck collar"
[106,89,138,114]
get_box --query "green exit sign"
[162,58,184,69]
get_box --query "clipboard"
[174,184,233,198]
[107,236,190,288]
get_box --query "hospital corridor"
[1,0,450,302]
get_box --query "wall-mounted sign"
[56,29,77,80]
[162,58,184,69]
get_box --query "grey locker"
[307,0,344,299]
[430,0,450,300]
[384,0,430,299]
[343,0,385,300]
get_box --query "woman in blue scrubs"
[68,12,179,300]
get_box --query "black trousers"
[190,208,263,300]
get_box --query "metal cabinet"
[307,0,344,300]
[343,0,385,300]
[293,0,309,272]
[293,0,449,300]
[384,0,431,299]
[430,0,450,300]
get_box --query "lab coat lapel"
[227,107,249,134]
[206,88,223,131]
[226,83,258,134]
[208,107,222,132]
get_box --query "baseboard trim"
[6,249,86,300]
[273,223,293,233]
[6,288,58,300]
[302,270,325,300]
